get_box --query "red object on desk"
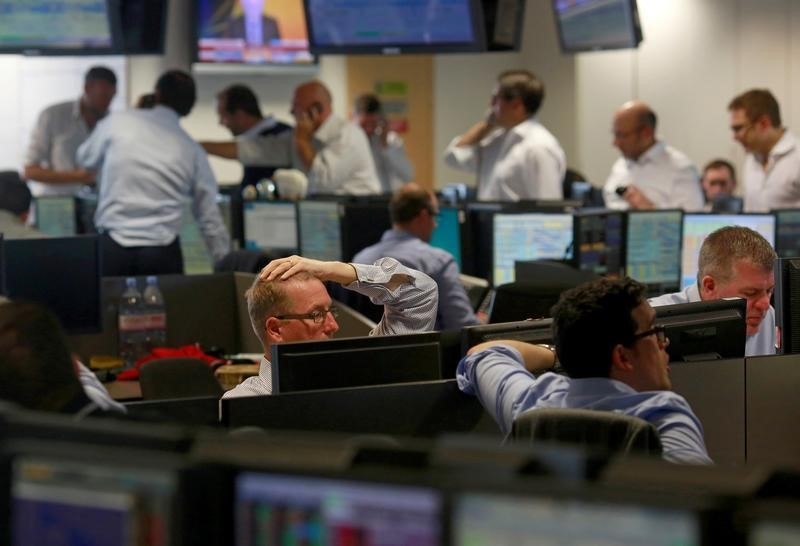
[116,344,224,381]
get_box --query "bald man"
[603,101,703,211]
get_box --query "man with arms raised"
[650,226,776,356]
[223,255,437,398]
[458,277,711,464]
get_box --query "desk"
[106,380,142,401]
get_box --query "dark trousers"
[100,232,184,277]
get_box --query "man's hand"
[293,111,316,143]
[259,255,358,285]
[622,185,655,210]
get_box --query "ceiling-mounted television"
[118,0,168,54]
[303,0,487,55]
[0,0,122,55]
[194,0,314,66]
[553,0,643,53]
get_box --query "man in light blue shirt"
[77,70,230,276]
[353,184,478,330]
[649,226,776,356]
[458,277,712,465]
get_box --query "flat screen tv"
[303,0,486,55]
[195,0,314,66]
[552,0,643,53]
[118,0,168,54]
[0,0,122,55]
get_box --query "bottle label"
[119,314,149,332]
[144,313,167,329]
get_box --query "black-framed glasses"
[632,324,667,344]
[275,306,339,324]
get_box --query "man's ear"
[610,343,634,374]
[265,317,282,344]
[699,275,716,299]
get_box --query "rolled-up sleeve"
[443,136,477,172]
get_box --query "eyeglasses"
[275,306,339,324]
[632,324,667,344]
[730,122,753,135]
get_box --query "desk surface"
[106,380,142,401]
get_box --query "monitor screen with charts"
[492,213,573,286]
[573,209,624,277]
[625,210,682,294]
[34,196,76,236]
[430,206,463,268]
[681,213,775,289]
[243,201,298,253]
[775,209,800,258]
[236,472,442,546]
[297,200,343,261]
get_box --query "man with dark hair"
[650,226,777,356]
[700,159,737,210]
[444,70,565,201]
[201,84,292,189]
[458,277,711,465]
[604,100,703,211]
[353,93,414,193]
[0,171,42,239]
[352,183,478,330]
[24,65,117,197]
[77,70,230,276]
[728,89,800,211]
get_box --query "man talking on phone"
[603,100,703,211]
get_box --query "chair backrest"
[508,407,663,457]
[139,358,224,401]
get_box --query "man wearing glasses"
[649,226,776,357]
[457,277,711,465]
[222,255,437,398]
[728,89,800,212]
[352,184,478,330]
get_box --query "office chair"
[138,358,224,401]
[508,407,663,457]
[213,249,287,274]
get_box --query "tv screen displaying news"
[195,0,313,65]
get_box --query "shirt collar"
[628,140,665,167]
[769,130,796,159]
[509,115,539,138]
[152,105,181,125]
[381,229,417,243]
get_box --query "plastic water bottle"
[143,276,167,351]
[118,277,146,369]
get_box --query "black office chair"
[508,407,663,458]
[139,358,224,401]
[213,249,287,274]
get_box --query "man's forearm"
[24,165,93,184]
[468,340,555,374]
[294,137,316,170]
[456,120,495,147]
[200,141,239,160]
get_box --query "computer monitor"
[492,213,573,286]
[573,209,624,277]
[297,200,343,261]
[33,196,76,236]
[681,213,776,289]
[453,490,700,546]
[774,209,800,258]
[625,210,683,295]
[655,297,747,362]
[270,332,441,393]
[4,236,101,334]
[340,202,392,262]
[429,206,463,268]
[243,200,298,253]
[774,258,800,354]
[118,0,167,54]
[552,0,643,53]
[235,472,442,546]
[746,502,800,546]
[461,318,553,356]
[179,205,213,275]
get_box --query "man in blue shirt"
[353,183,478,330]
[649,226,776,356]
[458,277,712,465]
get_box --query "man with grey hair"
[222,254,438,398]
[649,226,777,356]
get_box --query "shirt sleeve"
[645,394,713,465]
[434,257,479,329]
[346,257,438,336]
[237,130,294,166]
[443,135,478,172]
[190,147,231,262]
[668,165,704,211]
[76,117,111,170]
[603,159,630,210]
[25,108,53,167]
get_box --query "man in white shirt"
[603,101,703,211]
[77,70,230,277]
[223,255,437,398]
[24,66,117,197]
[444,70,566,202]
[728,89,800,212]
[353,93,414,193]
[649,226,777,357]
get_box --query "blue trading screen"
[625,210,682,292]
[34,196,76,237]
[244,201,298,252]
[454,492,700,546]
[236,472,441,546]
[298,200,343,262]
[493,213,573,285]
[429,207,462,268]
[681,213,775,289]
[0,0,115,49]
[574,211,624,277]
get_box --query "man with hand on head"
[603,100,703,211]
[222,255,438,398]
[458,277,711,465]
[649,226,777,356]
